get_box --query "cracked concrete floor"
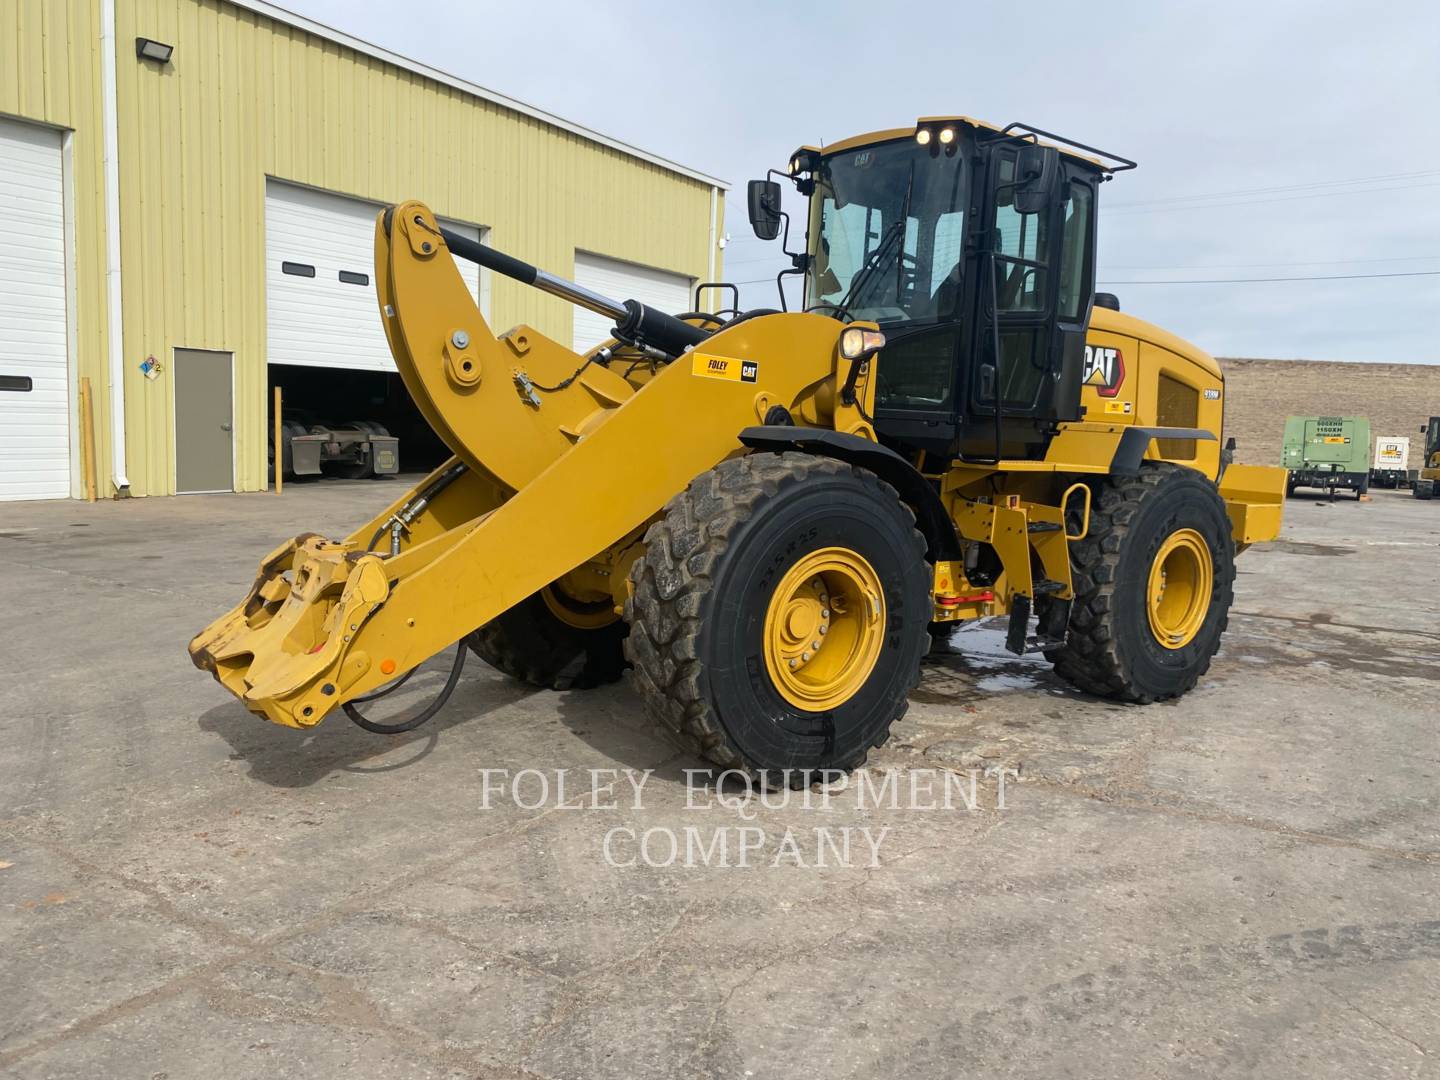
[1,480,1437,1078]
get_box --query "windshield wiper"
[836,221,903,319]
[835,158,916,321]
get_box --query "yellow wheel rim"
[541,584,619,630]
[1146,528,1213,649]
[763,547,885,712]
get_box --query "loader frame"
[191,118,1286,741]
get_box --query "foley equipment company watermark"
[478,765,1016,869]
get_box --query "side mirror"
[1013,145,1061,215]
[747,179,783,241]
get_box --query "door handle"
[978,364,996,401]
[220,423,232,432]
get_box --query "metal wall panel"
[116,0,723,494]
[3,0,723,496]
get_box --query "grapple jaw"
[188,534,390,728]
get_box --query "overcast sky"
[288,0,1439,364]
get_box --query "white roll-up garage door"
[265,181,486,372]
[0,118,70,502]
[572,251,693,353]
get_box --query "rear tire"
[624,453,931,783]
[468,589,627,690]
[329,456,375,481]
[1047,463,1235,703]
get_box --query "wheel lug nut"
[812,640,821,650]
[821,609,829,618]
[819,626,827,635]
[788,659,798,669]
[802,652,811,661]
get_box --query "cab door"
[958,146,1095,461]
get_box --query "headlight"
[915,128,931,146]
[938,127,955,145]
[840,327,886,360]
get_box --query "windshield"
[806,140,967,326]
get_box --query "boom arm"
[189,201,859,727]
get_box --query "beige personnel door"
[174,349,234,494]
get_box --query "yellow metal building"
[0,0,725,499]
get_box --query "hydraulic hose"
[366,460,469,554]
[343,639,468,734]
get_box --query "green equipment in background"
[1282,416,1372,500]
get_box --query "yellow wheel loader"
[190,117,1286,782]
[1414,417,1439,499]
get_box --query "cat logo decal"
[1082,345,1125,398]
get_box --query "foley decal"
[692,353,759,384]
[1082,345,1125,398]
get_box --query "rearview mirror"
[1014,145,1061,215]
[747,179,783,241]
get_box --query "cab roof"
[798,117,1134,175]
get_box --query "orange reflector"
[380,658,397,675]
[937,590,995,607]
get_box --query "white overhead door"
[0,119,70,501]
[265,181,485,372]
[572,251,693,353]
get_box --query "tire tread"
[1048,463,1234,704]
[624,452,929,780]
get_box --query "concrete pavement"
[1,479,1436,1078]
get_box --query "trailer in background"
[269,412,400,482]
[1282,415,1372,500]
[1370,436,1410,489]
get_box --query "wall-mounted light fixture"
[135,37,174,64]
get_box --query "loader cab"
[794,121,1110,461]
[1424,417,1440,465]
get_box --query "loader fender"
[738,426,962,561]
[1110,426,1217,475]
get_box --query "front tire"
[625,453,931,782]
[1048,463,1235,703]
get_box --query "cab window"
[1058,181,1094,321]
